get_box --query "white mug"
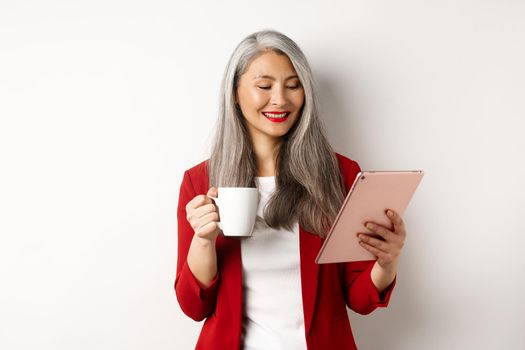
[207,187,259,237]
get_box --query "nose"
[270,85,287,106]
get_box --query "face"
[235,50,305,144]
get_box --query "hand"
[185,187,221,243]
[357,209,407,270]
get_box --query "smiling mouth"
[262,112,290,122]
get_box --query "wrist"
[376,260,398,275]
[371,261,397,293]
[193,235,217,249]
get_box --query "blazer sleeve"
[174,170,219,321]
[342,260,396,315]
[339,158,397,315]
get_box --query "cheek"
[239,87,266,105]
[246,91,267,110]
[292,92,305,110]
[237,86,266,110]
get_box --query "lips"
[262,111,290,123]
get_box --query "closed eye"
[257,85,300,90]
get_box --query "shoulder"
[184,159,208,177]
[181,159,210,194]
[334,152,362,191]
[334,152,361,177]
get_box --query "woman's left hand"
[357,209,406,271]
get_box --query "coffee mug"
[207,187,259,237]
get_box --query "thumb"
[207,186,218,198]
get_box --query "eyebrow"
[253,74,299,81]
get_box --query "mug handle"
[206,194,222,231]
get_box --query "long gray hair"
[208,29,346,237]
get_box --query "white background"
[1,1,524,349]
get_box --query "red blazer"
[175,152,396,349]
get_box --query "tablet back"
[315,170,424,264]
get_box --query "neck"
[251,134,282,177]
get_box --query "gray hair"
[208,29,346,237]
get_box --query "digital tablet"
[315,170,424,264]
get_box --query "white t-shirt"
[240,176,307,350]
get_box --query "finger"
[358,240,391,261]
[196,211,220,231]
[194,203,218,217]
[189,204,219,229]
[187,194,212,210]
[207,187,218,198]
[364,222,405,248]
[386,209,406,237]
[365,222,393,241]
[358,233,390,253]
[195,221,219,238]
[360,231,404,262]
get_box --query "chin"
[268,130,292,139]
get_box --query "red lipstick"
[262,111,290,123]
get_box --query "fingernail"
[387,210,393,217]
[366,223,374,229]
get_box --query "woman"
[175,29,406,349]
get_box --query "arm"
[187,234,218,288]
[174,171,220,321]
[355,206,408,312]
[371,261,397,294]
[341,260,396,315]
[338,156,397,314]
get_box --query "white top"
[240,176,307,350]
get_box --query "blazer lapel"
[299,226,322,336]
[217,234,242,340]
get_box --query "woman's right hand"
[185,187,221,243]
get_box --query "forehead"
[244,51,298,79]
